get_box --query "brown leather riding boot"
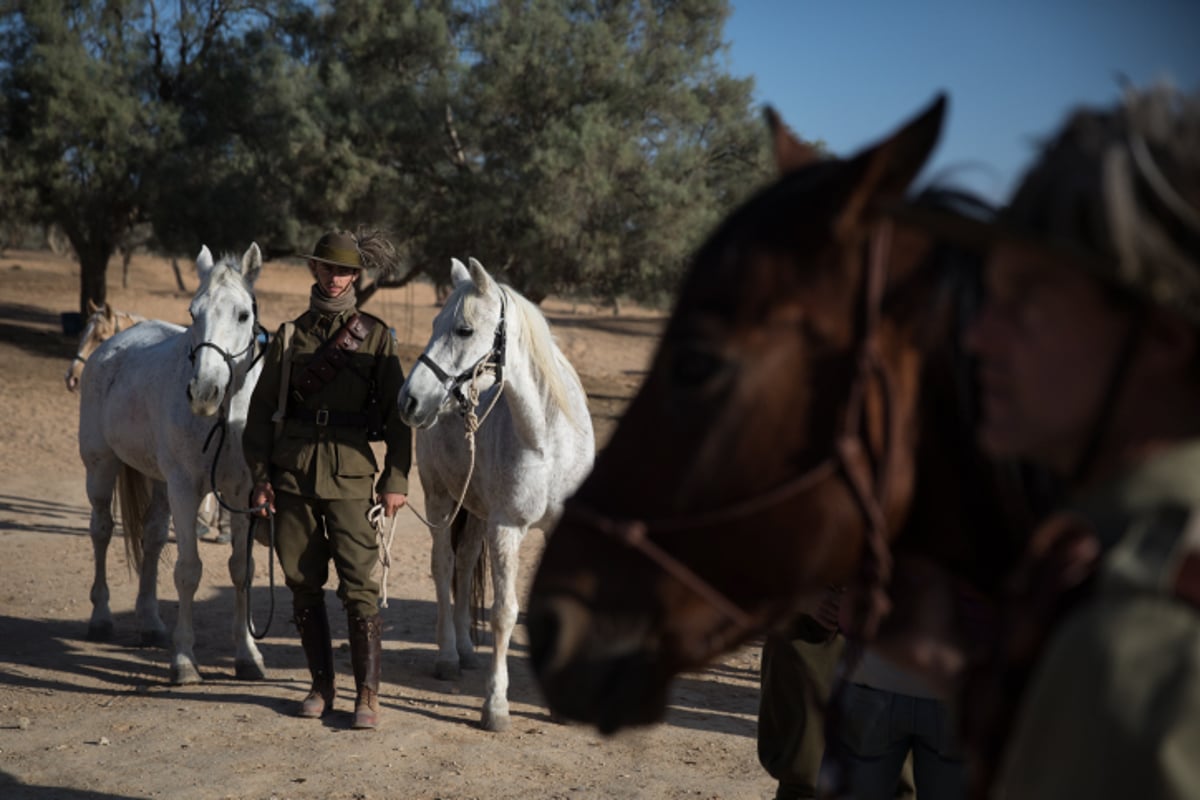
[348,613,383,729]
[294,605,335,718]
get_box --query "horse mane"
[461,282,585,428]
[694,159,846,275]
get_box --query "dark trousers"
[757,617,915,799]
[835,683,962,800]
[273,490,380,619]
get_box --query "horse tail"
[450,510,489,645]
[116,463,150,571]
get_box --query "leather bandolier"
[284,313,386,440]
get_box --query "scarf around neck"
[309,283,357,316]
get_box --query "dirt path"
[0,248,774,800]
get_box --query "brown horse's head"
[65,301,141,392]
[527,96,1035,733]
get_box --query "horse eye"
[454,326,474,338]
[238,311,250,323]
[671,347,724,388]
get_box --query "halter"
[416,289,508,415]
[188,296,267,393]
[561,220,899,649]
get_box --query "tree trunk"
[78,248,111,320]
[171,258,188,292]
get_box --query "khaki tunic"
[993,441,1200,800]
[243,306,412,499]
[242,303,413,616]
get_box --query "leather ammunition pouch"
[293,314,377,399]
[290,313,387,442]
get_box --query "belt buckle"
[315,408,329,426]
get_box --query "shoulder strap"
[271,322,297,438]
[292,313,379,399]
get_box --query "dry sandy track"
[0,248,774,800]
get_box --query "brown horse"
[526,95,1048,748]
[64,301,144,391]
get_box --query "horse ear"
[103,302,114,319]
[241,242,263,287]
[765,106,822,174]
[450,258,472,289]
[196,245,214,279]
[833,94,947,239]
[467,257,495,296]
[87,299,100,315]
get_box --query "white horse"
[398,257,595,731]
[78,243,267,684]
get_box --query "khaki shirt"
[994,441,1200,799]
[243,305,412,500]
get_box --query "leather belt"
[288,407,368,428]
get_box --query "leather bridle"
[416,290,508,415]
[187,298,267,399]
[561,220,900,649]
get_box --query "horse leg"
[226,507,266,680]
[481,523,522,732]
[168,484,204,685]
[429,496,462,680]
[85,458,119,642]
[453,513,486,671]
[135,482,171,648]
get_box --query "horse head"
[66,301,130,392]
[398,257,508,429]
[526,95,1028,733]
[186,242,262,416]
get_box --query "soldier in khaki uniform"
[955,85,1200,797]
[243,230,412,730]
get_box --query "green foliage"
[0,0,295,312]
[448,0,772,303]
[1,0,813,310]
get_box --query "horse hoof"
[481,708,511,732]
[234,660,266,681]
[140,630,171,649]
[459,652,481,671]
[86,621,114,642]
[171,663,203,686]
[434,660,462,681]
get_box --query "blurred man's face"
[965,243,1131,475]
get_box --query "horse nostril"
[186,384,193,402]
[403,394,418,419]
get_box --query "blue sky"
[723,1,1200,203]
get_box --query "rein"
[202,413,278,641]
[562,221,899,647]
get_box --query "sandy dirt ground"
[0,247,775,800]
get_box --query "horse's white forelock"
[198,253,251,298]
